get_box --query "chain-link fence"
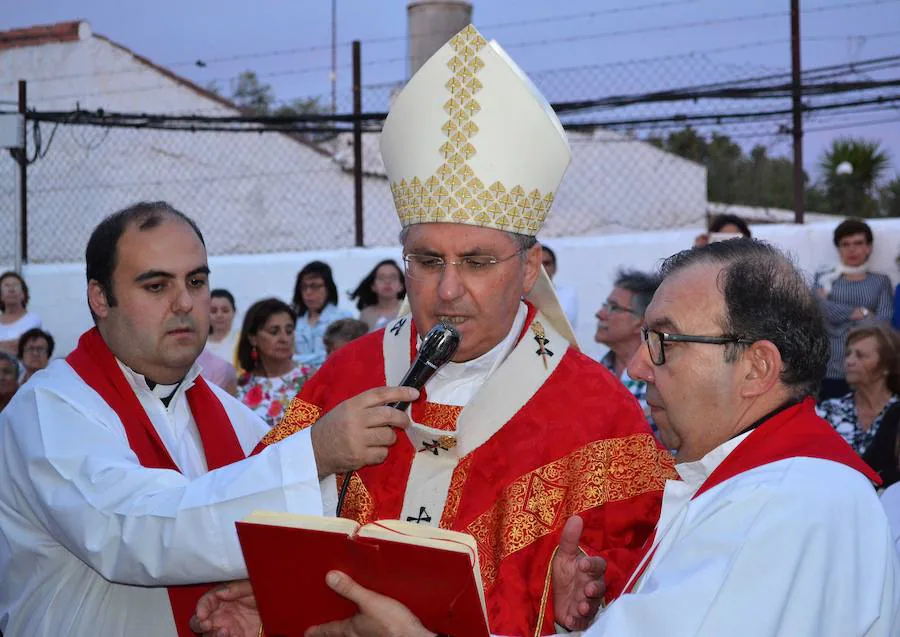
[4,52,898,264]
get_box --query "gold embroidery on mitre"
[258,398,322,447]
[390,24,555,236]
[337,473,376,525]
[466,434,676,589]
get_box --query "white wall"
[17,218,900,362]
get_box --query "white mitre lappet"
[380,24,578,347]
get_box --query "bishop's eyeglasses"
[641,326,754,366]
[403,249,525,281]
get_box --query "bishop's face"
[402,223,542,363]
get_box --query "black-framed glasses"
[403,249,525,281]
[641,326,755,366]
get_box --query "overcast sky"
[3,0,899,180]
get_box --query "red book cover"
[236,515,490,637]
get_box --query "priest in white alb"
[0,203,417,636]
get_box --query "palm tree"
[818,138,891,217]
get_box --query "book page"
[243,511,360,536]
[357,519,476,551]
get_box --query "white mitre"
[380,24,578,347]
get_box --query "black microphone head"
[418,322,461,367]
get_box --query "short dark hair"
[708,214,751,238]
[540,244,557,266]
[17,328,54,359]
[659,239,829,398]
[847,323,900,394]
[237,298,296,372]
[0,271,29,312]
[211,288,236,312]
[0,352,17,374]
[614,269,661,317]
[85,201,205,309]
[349,260,406,311]
[291,261,339,316]
[324,318,370,349]
[833,218,873,246]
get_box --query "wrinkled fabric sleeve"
[1,384,324,586]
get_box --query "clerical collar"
[116,359,195,408]
[428,302,528,383]
[145,379,182,407]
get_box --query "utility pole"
[331,0,337,116]
[791,0,804,224]
[18,80,27,264]
[352,41,363,247]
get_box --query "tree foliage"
[648,127,804,210]
[817,138,891,217]
[649,128,896,217]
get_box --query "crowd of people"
[1,23,899,637]
[0,257,404,432]
[1,210,899,635]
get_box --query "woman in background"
[17,328,54,385]
[292,261,352,370]
[206,289,239,365]
[814,219,893,400]
[817,323,900,487]
[350,260,406,331]
[236,298,310,428]
[0,272,42,357]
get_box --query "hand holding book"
[191,514,606,637]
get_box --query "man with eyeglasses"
[595,270,661,437]
[202,26,674,637]
[276,239,899,637]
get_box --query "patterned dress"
[816,391,900,455]
[237,365,310,428]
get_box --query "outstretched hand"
[552,515,607,631]
[189,579,261,637]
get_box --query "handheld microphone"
[387,321,462,412]
[336,321,460,516]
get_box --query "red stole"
[67,327,245,637]
[695,397,880,495]
[625,398,880,595]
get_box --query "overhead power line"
[3,0,897,89]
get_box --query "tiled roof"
[0,20,89,51]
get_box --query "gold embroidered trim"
[258,398,321,447]
[468,434,676,589]
[439,455,473,529]
[420,402,463,432]
[391,24,554,235]
[337,473,376,524]
[534,545,559,637]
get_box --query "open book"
[236,511,490,637]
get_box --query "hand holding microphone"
[318,322,460,515]
[387,322,461,411]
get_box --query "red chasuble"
[67,328,245,637]
[258,308,676,637]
